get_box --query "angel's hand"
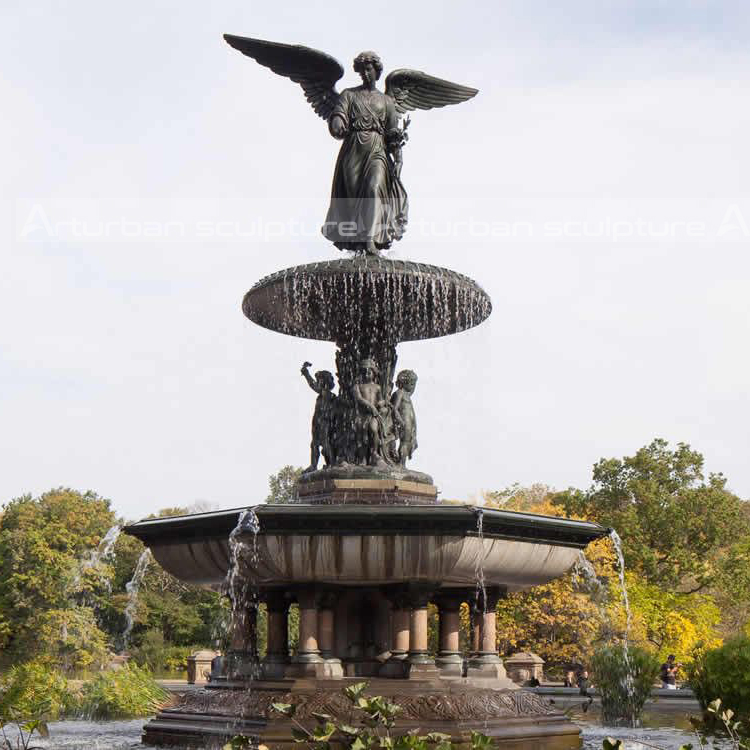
[329,115,347,139]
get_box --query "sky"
[1,1,749,521]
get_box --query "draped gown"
[322,86,408,252]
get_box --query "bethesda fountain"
[124,33,608,749]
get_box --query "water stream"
[572,530,638,725]
[122,549,152,649]
[224,507,261,677]
[609,529,637,722]
[70,523,122,595]
[472,507,488,613]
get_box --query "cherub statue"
[224,35,478,255]
[391,369,418,466]
[300,362,337,471]
[352,358,394,467]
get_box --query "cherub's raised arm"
[301,363,320,392]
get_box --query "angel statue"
[224,35,478,255]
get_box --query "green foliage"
[30,607,109,675]
[253,682,492,750]
[77,663,170,719]
[625,579,722,664]
[0,488,116,655]
[554,439,748,592]
[688,636,750,727]
[590,645,660,726]
[266,466,303,504]
[130,630,204,674]
[0,661,73,722]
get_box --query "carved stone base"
[297,472,437,506]
[261,654,290,680]
[435,651,463,677]
[467,654,516,689]
[142,680,580,749]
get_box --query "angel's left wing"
[384,69,478,114]
[223,34,344,120]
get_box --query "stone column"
[406,584,439,679]
[317,589,343,678]
[289,587,323,677]
[467,587,510,684]
[380,586,410,678]
[262,590,289,679]
[435,591,464,677]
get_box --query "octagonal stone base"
[142,679,581,749]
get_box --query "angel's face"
[360,62,378,86]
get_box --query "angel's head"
[353,51,383,85]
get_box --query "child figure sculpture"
[353,358,393,467]
[391,369,418,466]
[300,362,337,471]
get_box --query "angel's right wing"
[223,34,345,120]
[384,68,478,114]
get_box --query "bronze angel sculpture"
[224,35,478,255]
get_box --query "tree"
[0,488,116,654]
[553,439,749,593]
[30,607,110,674]
[266,466,303,504]
[485,487,613,667]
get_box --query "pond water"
[0,712,710,750]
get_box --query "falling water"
[71,524,122,594]
[223,508,261,678]
[610,529,637,725]
[122,549,152,650]
[472,507,488,613]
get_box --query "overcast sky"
[2,1,749,521]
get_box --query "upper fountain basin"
[123,505,607,592]
[242,257,492,343]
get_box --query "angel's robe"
[321,86,408,251]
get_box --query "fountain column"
[262,590,290,679]
[289,587,323,677]
[317,589,343,678]
[435,590,466,677]
[407,585,439,679]
[380,585,411,678]
[467,586,510,683]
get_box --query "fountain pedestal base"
[142,679,580,750]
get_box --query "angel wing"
[223,34,345,120]
[384,69,478,114]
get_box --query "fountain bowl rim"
[123,503,608,550]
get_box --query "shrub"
[0,660,75,722]
[78,663,170,719]
[689,635,750,725]
[130,631,199,674]
[590,645,660,726]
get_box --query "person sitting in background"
[577,669,593,713]
[660,654,679,689]
[563,669,576,687]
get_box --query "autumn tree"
[266,466,303,504]
[553,439,749,593]
[0,488,116,656]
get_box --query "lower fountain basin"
[124,505,607,591]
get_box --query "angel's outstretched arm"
[328,91,350,139]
